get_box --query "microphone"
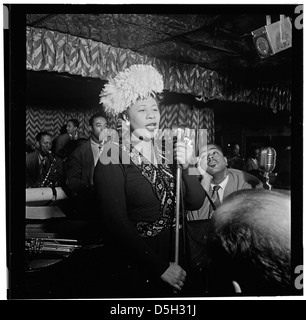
[259,147,277,190]
[177,126,185,141]
[259,147,277,172]
[171,125,186,166]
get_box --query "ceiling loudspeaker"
[252,15,292,58]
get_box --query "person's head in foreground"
[206,189,293,296]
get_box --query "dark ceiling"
[27,70,105,108]
[26,10,294,80]
[26,7,296,126]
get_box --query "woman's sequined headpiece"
[99,64,164,115]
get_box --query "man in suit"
[55,118,80,160]
[245,146,264,181]
[187,143,263,221]
[226,142,246,171]
[245,146,260,171]
[66,112,108,218]
[26,131,64,188]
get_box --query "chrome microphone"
[259,147,277,190]
[259,147,277,173]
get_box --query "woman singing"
[94,64,205,297]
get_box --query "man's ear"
[232,280,242,293]
[224,156,228,166]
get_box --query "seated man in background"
[55,118,80,161]
[226,142,245,171]
[206,189,293,296]
[65,112,109,219]
[245,145,264,181]
[26,131,65,188]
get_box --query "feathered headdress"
[99,64,164,115]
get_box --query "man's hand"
[197,151,213,192]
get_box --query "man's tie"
[41,157,47,172]
[39,157,48,183]
[208,185,221,219]
[94,143,103,167]
[98,144,103,156]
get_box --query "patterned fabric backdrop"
[26,103,214,152]
[26,26,291,113]
[26,26,225,100]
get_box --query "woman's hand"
[174,140,195,170]
[160,262,186,291]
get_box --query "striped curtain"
[26,26,224,100]
[26,103,214,152]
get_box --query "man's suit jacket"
[245,157,259,171]
[26,150,42,187]
[26,150,64,188]
[66,139,95,194]
[187,169,263,220]
[55,132,82,160]
[65,139,101,218]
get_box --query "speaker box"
[252,17,292,58]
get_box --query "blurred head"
[199,144,228,178]
[233,144,240,155]
[252,147,260,160]
[36,132,53,156]
[207,189,291,296]
[89,113,108,143]
[66,119,79,136]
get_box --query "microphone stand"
[174,164,182,265]
[172,125,186,294]
[263,171,272,190]
[174,126,184,265]
[173,163,182,296]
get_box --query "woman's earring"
[123,115,130,126]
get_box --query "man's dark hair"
[67,118,79,128]
[89,112,108,127]
[207,143,224,154]
[246,145,260,158]
[207,189,292,296]
[35,131,52,142]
